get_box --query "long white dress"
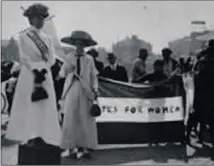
[59,53,99,150]
[5,26,61,146]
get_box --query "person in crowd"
[5,73,18,115]
[87,48,104,75]
[5,3,61,147]
[102,52,128,82]
[139,59,167,83]
[51,57,65,110]
[1,61,14,82]
[193,39,214,153]
[206,39,214,159]
[161,48,178,77]
[131,48,149,83]
[59,30,99,159]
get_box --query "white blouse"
[16,26,56,70]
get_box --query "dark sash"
[26,30,49,62]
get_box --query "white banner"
[96,96,184,123]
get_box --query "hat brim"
[61,37,97,47]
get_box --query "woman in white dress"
[5,3,61,147]
[59,31,99,159]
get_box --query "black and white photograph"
[1,1,214,165]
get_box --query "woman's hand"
[55,76,61,81]
[58,99,65,111]
[56,75,63,81]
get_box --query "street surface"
[1,137,214,165]
[1,115,214,165]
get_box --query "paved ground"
[1,115,214,165]
[1,137,214,165]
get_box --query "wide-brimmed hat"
[162,48,172,55]
[87,48,99,58]
[107,52,116,59]
[61,31,97,47]
[23,3,49,19]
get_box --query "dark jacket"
[163,58,178,77]
[101,65,129,82]
[1,61,14,82]
[139,72,167,83]
[51,59,65,102]
[94,60,104,74]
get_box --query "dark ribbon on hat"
[27,30,49,62]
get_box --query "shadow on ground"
[1,135,213,165]
[61,144,187,165]
[188,144,214,160]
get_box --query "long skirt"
[61,77,98,150]
[5,62,61,146]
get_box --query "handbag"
[61,73,102,117]
[74,74,102,117]
[31,87,49,102]
[90,100,101,117]
[31,69,49,102]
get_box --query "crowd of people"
[1,3,214,162]
[86,47,179,84]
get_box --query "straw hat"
[61,30,97,47]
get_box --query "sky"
[2,1,214,54]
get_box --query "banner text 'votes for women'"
[96,77,185,144]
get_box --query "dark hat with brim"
[162,48,172,55]
[107,52,116,59]
[61,30,97,47]
[23,3,49,19]
[87,49,99,57]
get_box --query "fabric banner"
[96,76,186,144]
[97,97,183,123]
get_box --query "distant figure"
[1,61,14,82]
[102,52,128,82]
[193,39,214,149]
[161,48,178,77]
[131,48,149,83]
[5,75,19,115]
[139,60,167,83]
[51,57,65,110]
[87,48,104,74]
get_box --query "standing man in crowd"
[139,59,167,84]
[102,52,128,82]
[131,48,149,83]
[194,40,214,157]
[51,57,65,110]
[161,48,178,77]
[87,48,104,75]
